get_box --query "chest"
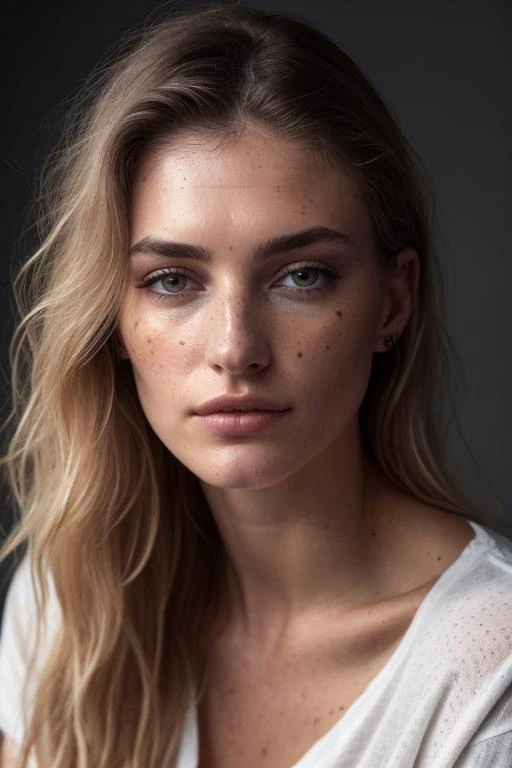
[196,625,408,768]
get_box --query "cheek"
[291,305,376,367]
[289,308,377,412]
[120,314,191,385]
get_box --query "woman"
[0,3,511,767]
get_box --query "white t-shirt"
[1,518,512,767]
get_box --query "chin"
[174,447,299,491]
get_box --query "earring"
[384,334,397,350]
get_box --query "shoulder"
[413,517,512,669]
[389,518,512,762]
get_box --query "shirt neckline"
[178,517,496,768]
[289,517,496,766]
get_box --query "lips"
[191,408,290,435]
[194,394,289,416]
[216,408,265,412]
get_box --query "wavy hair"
[0,2,501,765]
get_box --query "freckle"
[325,345,330,350]
[134,321,139,328]
[356,257,361,262]
[371,530,376,536]
[336,310,342,317]
[183,177,186,180]
[229,245,233,250]
[261,747,269,757]
[437,556,442,561]
[159,364,164,369]
[150,349,154,355]
[339,705,345,711]
[313,717,320,725]
[146,338,152,344]
[329,709,334,715]
[142,176,147,182]
[179,341,185,346]
[297,352,303,358]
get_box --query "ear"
[374,246,420,353]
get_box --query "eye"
[136,262,342,304]
[276,264,340,295]
[136,268,200,301]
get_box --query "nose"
[204,282,271,376]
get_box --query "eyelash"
[136,262,342,304]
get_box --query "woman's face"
[118,125,405,489]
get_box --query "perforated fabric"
[1,518,512,767]
[174,518,512,767]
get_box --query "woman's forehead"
[130,130,368,238]
[133,126,344,190]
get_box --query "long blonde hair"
[0,3,503,765]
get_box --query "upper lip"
[194,394,289,415]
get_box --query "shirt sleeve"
[0,554,59,748]
[453,681,512,767]
[453,730,512,767]
[0,556,33,744]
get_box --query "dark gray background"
[1,0,510,621]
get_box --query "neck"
[200,424,393,647]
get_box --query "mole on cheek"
[336,310,343,317]
[179,341,186,346]
[134,321,139,329]
[297,352,303,358]
[325,345,331,350]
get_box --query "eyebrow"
[128,226,353,263]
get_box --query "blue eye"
[154,272,190,293]
[279,267,327,291]
[137,263,341,304]
[138,268,199,300]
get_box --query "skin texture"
[0,732,19,767]
[117,122,421,649]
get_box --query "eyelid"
[135,260,342,300]
[137,259,337,283]
[136,267,200,288]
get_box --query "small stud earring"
[384,334,397,350]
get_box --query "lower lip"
[192,410,290,435]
